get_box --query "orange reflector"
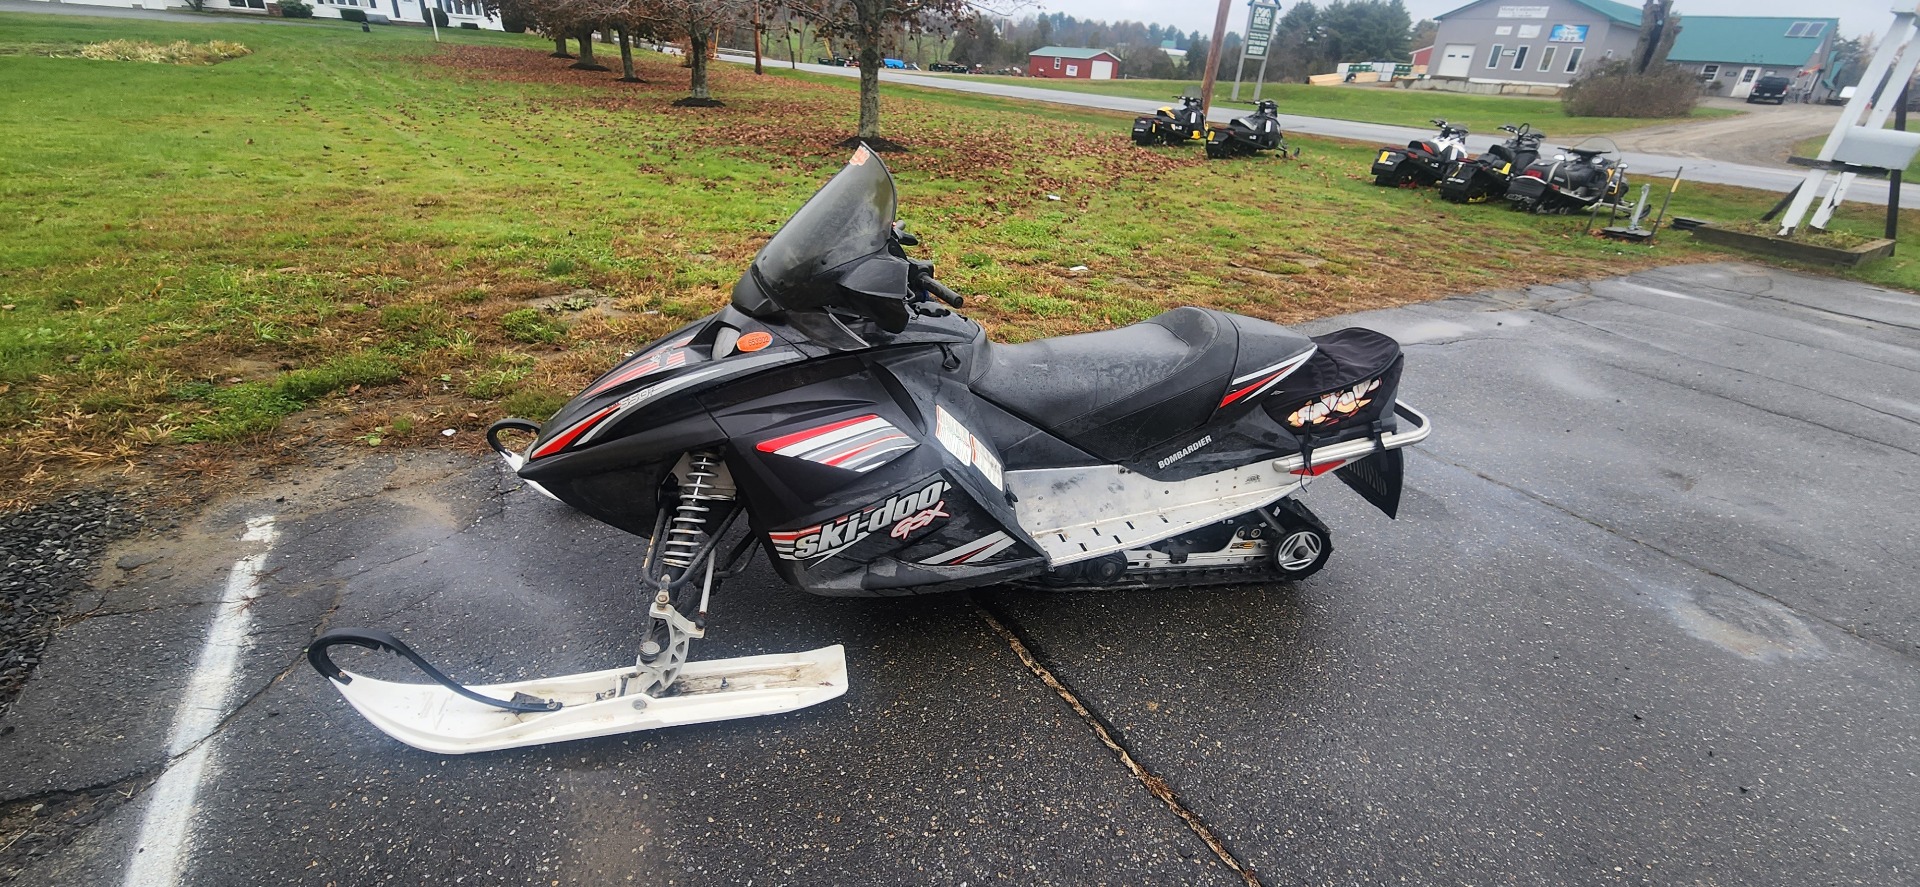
[736,331,773,353]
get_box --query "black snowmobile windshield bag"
[741,145,900,315]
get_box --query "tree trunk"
[572,28,608,71]
[689,30,712,99]
[857,42,882,139]
[551,36,573,59]
[617,26,641,81]
[752,4,764,75]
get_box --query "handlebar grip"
[926,278,964,309]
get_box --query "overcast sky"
[1020,1,1911,42]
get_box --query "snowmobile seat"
[972,307,1238,462]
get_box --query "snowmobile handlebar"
[918,271,964,309]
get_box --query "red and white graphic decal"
[1290,459,1347,477]
[756,414,915,474]
[769,480,950,562]
[1218,349,1317,409]
[585,347,690,397]
[916,531,1015,567]
[529,405,618,460]
[1285,378,1381,429]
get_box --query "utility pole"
[1200,0,1232,115]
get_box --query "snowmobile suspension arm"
[307,628,563,713]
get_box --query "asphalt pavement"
[2,262,1916,885]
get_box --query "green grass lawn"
[928,74,1740,136]
[0,11,1914,503]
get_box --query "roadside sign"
[1243,0,1282,59]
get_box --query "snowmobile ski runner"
[308,145,1431,753]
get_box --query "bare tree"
[633,0,754,105]
[784,0,1002,145]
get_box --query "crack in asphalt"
[973,598,1263,887]
[0,767,164,884]
[1422,449,1920,664]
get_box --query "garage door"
[1437,44,1475,78]
[1091,60,1114,80]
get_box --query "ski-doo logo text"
[773,481,950,561]
[1158,435,1212,469]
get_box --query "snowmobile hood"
[523,314,801,463]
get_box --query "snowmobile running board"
[311,634,848,754]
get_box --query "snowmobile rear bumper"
[315,641,848,754]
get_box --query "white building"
[22,0,503,30]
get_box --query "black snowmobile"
[1371,118,1470,187]
[1205,100,1295,159]
[1506,136,1629,214]
[1440,123,1545,204]
[1131,95,1207,147]
[307,145,1431,754]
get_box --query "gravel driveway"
[1607,97,1843,169]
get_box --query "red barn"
[1410,45,1434,71]
[1028,46,1121,80]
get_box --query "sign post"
[1232,0,1282,102]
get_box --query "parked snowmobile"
[307,145,1431,754]
[1506,136,1629,214]
[1132,95,1207,147]
[1371,119,1470,187]
[1205,100,1295,159]
[1440,123,1545,204]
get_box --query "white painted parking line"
[121,516,276,887]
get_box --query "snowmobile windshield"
[750,145,897,301]
[1565,136,1619,156]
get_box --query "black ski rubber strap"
[307,628,563,713]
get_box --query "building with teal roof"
[1426,1,1844,100]
[1666,17,1841,102]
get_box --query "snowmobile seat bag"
[973,306,1237,461]
[1264,328,1403,439]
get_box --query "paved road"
[727,56,1919,209]
[3,262,1916,885]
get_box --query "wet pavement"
[2,262,1917,885]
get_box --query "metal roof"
[1435,0,1642,26]
[1028,46,1118,60]
[1666,16,1839,67]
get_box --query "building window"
[1487,44,1503,68]
[1065,63,1078,76]
[1786,21,1827,38]
[1538,46,1556,72]
[1512,45,1529,70]
[1564,47,1584,74]
[1052,57,1061,70]
[1700,64,1719,79]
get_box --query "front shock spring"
[660,449,728,570]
